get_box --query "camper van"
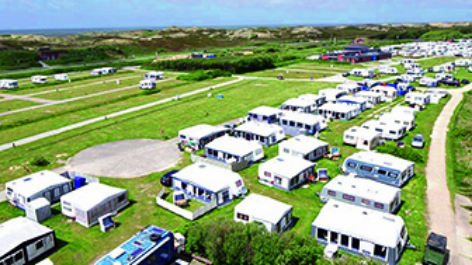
[311,201,409,265]
[361,120,406,140]
[319,176,402,214]
[342,151,415,187]
[139,79,156,90]
[0,79,18,89]
[5,171,73,210]
[343,126,382,151]
[144,71,164,80]
[54,74,69,81]
[351,69,375,78]
[31,76,47,84]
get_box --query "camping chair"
[317,168,329,182]
[326,147,341,161]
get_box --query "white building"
[178,124,228,150]
[0,217,56,264]
[319,176,402,213]
[234,194,293,233]
[278,135,329,161]
[234,122,285,146]
[5,171,72,210]
[311,201,409,265]
[60,183,129,228]
[258,156,315,191]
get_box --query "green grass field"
[0,99,40,113]
[0,76,450,264]
[242,69,337,79]
[0,78,235,145]
[417,57,457,69]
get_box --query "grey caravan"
[342,151,415,187]
[312,201,409,265]
[319,176,402,213]
[5,171,73,210]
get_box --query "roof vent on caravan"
[199,164,207,169]
[24,178,32,182]
[351,185,356,189]
[362,211,368,215]
[383,216,396,222]
[277,158,284,162]
[150,233,163,242]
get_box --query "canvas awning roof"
[179,124,228,140]
[205,136,261,157]
[312,200,405,248]
[6,170,70,199]
[319,103,358,114]
[279,135,328,155]
[235,194,292,223]
[60,183,126,212]
[280,110,326,125]
[260,156,314,178]
[0,217,53,257]
[248,106,282,117]
[235,122,283,137]
[282,98,313,108]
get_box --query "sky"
[0,0,472,30]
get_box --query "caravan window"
[274,177,282,185]
[400,226,407,239]
[347,162,357,169]
[330,232,339,243]
[54,188,60,197]
[361,199,371,205]
[118,194,126,203]
[374,202,385,210]
[389,130,397,135]
[289,121,295,127]
[378,169,387,176]
[264,172,271,177]
[305,124,311,130]
[374,244,387,259]
[375,128,383,133]
[63,184,69,193]
[237,213,249,221]
[341,235,349,247]
[351,237,360,251]
[317,228,328,241]
[327,190,336,197]
[342,194,355,202]
[35,240,44,250]
[283,148,290,154]
[282,120,288,125]
[388,172,399,178]
[14,251,23,262]
[297,123,303,129]
[235,180,243,187]
[360,165,373,173]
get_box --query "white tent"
[60,183,128,228]
[234,194,293,233]
[279,135,329,161]
[234,122,285,146]
[178,124,228,150]
[343,126,381,150]
[318,103,359,120]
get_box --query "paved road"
[0,93,57,104]
[0,190,5,203]
[0,77,244,152]
[68,139,181,178]
[426,84,472,265]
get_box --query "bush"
[377,144,425,163]
[31,156,50,167]
[0,50,41,70]
[177,69,231,81]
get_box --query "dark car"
[423,232,447,265]
[342,72,350,77]
[161,169,179,187]
[461,79,470,85]
[441,79,461,87]
[277,75,284,80]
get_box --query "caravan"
[281,98,316,113]
[379,112,415,131]
[54,74,69,81]
[336,83,361,94]
[336,96,368,112]
[31,76,47,84]
[258,156,315,191]
[379,66,398,75]
[0,79,18,89]
[178,124,228,150]
[419,77,439,87]
[319,89,348,103]
[405,92,431,107]
[279,135,329,162]
[279,111,327,136]
[318,103,359,121]
[205,136,264,164]
[144,71,164,80]
[139,79,156,90]
[342,151,415,187]
[361,120,406,140]
[355,91,384,105]
[343,126,382,151]
[351,69,376,78]
[234,122,285,146]
[247,106,283,124]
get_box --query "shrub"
[31,156,50,167]
[177,69,231,81]
[377,144,425,163]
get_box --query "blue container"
[74,176,86,190]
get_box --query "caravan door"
[360,240,375,256]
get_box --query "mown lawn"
[417,57,457,69]
[0,99,40,113]
[242,69,337,79]
[0,80,449,265]
[0,78,235,145]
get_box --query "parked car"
[461,79,470,85]
[342,72,350,77]
[412,134,425,149]
[160,169,179,187]
[440,79,461,87]
[277,75,284,80]
[422,232,447,265]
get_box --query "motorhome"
[311,201,409,265]
[342,151,415,187]
[233,122,285,146]
[319,176,402,214]
[361,120,406,140]
[0,79,18,89]
[31,76,47,84]
[343,126,382,151]
[139,79,156,90]
[234,194,293,233]
[258,156,315,191]
[351,69,376,78]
